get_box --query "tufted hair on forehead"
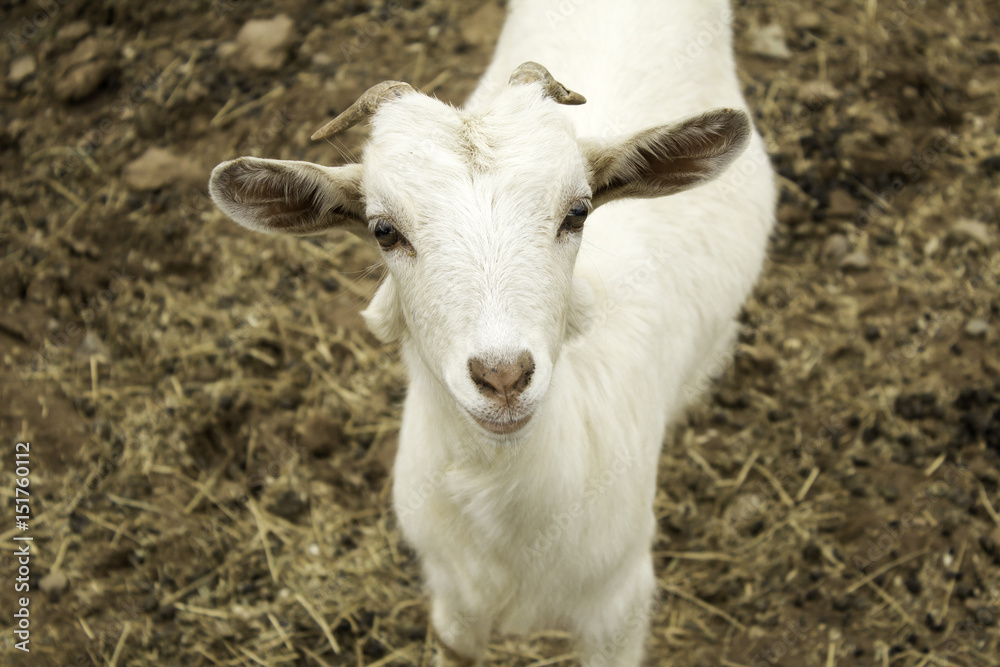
[369,87,581,172]
[361,86,590,231]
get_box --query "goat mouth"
[472,412,532,435]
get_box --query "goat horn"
[311,80,416,141]
[508,62,586,105]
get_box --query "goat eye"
[373,219,400,249]
[559,201,589,234]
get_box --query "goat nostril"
[472,372,493,393]
[468,352,535,401]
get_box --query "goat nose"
[468,351,535,402]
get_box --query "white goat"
[209,0,775,664]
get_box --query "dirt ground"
[1,0,999,665]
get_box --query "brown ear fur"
[584,108,752,207]
[362,276,407,343]
[209,157,367,236]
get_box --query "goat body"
[209,0,775,664]
[395,2,774,663]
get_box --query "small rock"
[821,234,851,266]
[953,387,992,411]
[793,11,822,31]
[863,324,882,342]
[894,392,940,421]
[266,489,310,524]
[39,571,69,597]
[782,338,802,353]
[123,147,204,191]
[982,156,1000,175]
[839,250,871,272]
[312,52,334,68]
[777,202,806,227]
[826,189,857,218]
[967,79,991,99]
[832,595,854,611]
[750,24,792,60]
[736,349,777,375]
[8,55,37,86]
[216,41,239,61]
[296,412,345,459]
[229,14,296,72]
[965,319,989,338]
[798,80,841,107]
[53,37,114,102]
[947,219,993,248]
[922,236,940,257]
[868,111,894,139]
[980,49,1000,65]
[56,21,91,44]
[879,484,900,503]
[184,80,208,104]
[843,131,914,179]
[714,388,749,410]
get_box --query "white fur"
[388,2,774,665]
[209,1,775,664]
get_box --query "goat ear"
[209,157,366,236]
[362,276,407,343]
[583,108,751,208]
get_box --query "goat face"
[359,87,594,436]
[209,63,752,439]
